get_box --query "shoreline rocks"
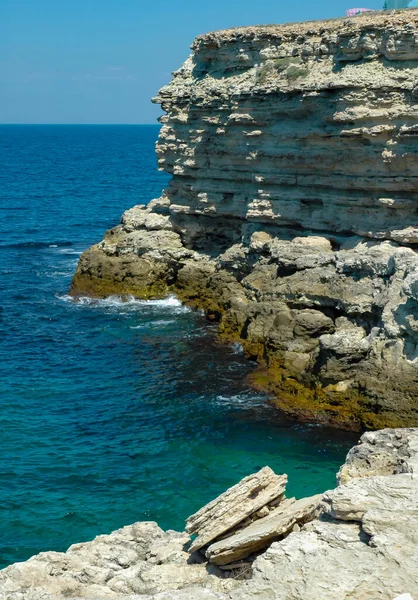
[2,428,418,599]
[205,494,322,565]
[71,10,418,430]
[186,467,287,552]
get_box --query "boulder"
[186,467,287,552]
[206,494,322,565]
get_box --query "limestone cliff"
[71,10,418,429]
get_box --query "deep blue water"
[0,125,357,568]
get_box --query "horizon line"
[0,123,160,126]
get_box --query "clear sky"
[1,0,384,124]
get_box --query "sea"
[0,124,358,568]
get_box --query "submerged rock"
[71,10,418,429]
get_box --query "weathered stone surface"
[186,467,287,552]
[231,515,418,600]
[206,494,322,565]
[155,11,418,244]
[324,473,418,521]
[71,10,418,429]
[338,427,418,484]
[0,522,238,599]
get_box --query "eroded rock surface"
[205,494,322,565]
[0,522,238,600]
[71,10,418,429]
[186,467,287,552]
[338,426,418,483]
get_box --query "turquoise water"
[0,125,358,568]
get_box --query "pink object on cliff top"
[346,7,372,15]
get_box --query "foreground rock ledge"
[2,428,418,599]
[71,10,418,430]
[186,466,287,552]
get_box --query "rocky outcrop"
[2,428,418,599]
[338,426,418,483]
[186,467,287,552]
[205,494,322,565]
[0,522,239,599]
[184,468,320,566]
[71,9,418,429]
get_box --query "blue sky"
[1,0,383,124]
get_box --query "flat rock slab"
[206,494,323,565]
[186,467,287,552]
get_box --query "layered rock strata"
[185,467,287,552]
[72,10,418,429]
[204,494,322,565]
[2,428,418,599]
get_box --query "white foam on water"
[42,271,74,278]
[57,294,78,303]
[56,249,83,255]
[56,294,190,313]
[144,296,184,308]
[130,319,176,330]
[231,342,244,354]
[152,319,176,326]
[214,391,268,409]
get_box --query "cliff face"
[72,10,418,430]
[156,11,418,244]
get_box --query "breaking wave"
[57,293,190,313]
